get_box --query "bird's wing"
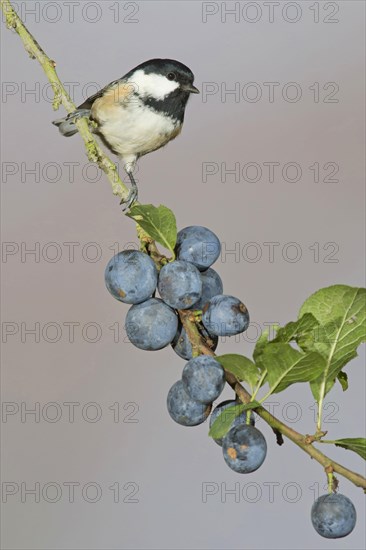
[88,81,137,123]
[77,78,127,110]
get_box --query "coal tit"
[53,58,199,208]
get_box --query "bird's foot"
[120,187,138,211]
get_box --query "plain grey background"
[1,1,365,549]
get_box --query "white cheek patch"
[127,70,179,100]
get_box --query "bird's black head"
[125,58,199,122]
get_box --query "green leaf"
[253,328,270,363]
[332,438,366,461]
[252,325,281,366]
[216,354,261,392]
[299,285,366,401]
[208,401,261,440]
[337,371,348,391]
[256,343,326,395]
[127,204,177,252]
[273,313,320,344]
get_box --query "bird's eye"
[167,72,176,81]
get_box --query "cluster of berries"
[104,225,357,539]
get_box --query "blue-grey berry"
[158,260,202,310]
[202,295,249,336]
[222,424,267,473]
[175,226,221,271]
[311,494,357,539]
[193,268,223,310]
[126,298,178,351]
[182,355,226,404]
[209,400,255,446]
[105,250,157,304]
[167,380,212,426]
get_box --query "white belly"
[95,101,181,162]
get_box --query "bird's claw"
[120,187,138,212]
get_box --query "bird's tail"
[52,109,91,137]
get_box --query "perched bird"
[53,58,199,208]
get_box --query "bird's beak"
[182,83,200,94]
